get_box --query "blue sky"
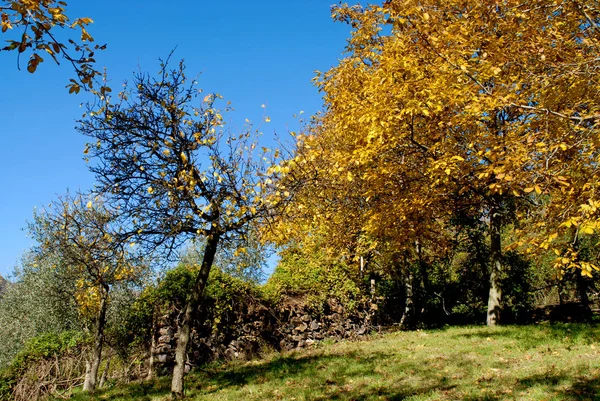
[0,1,351,277]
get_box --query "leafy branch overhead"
[0,0,104,92]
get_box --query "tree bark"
[83,285,108,392]
[575,271,592,317]
[99,357,111,388]
[415,239,430,318]
[400,270,414,329]
[147,311,157,381]
[487,207,502,326]
[171,230,221,397]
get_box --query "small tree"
[28,193,146,392]
[78,59,280,396]
[0,252,81,369]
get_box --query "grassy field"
[64,324,600,401]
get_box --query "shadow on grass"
[188,350,458,400]
[64,375,171,401]
[516,372,600,401]
[63,349,460,401]
[451,323,600,348]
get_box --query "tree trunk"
[487,207,502,326]
[99,357,111,388]
[147,311,157,381]
[83,285,108,392]
[171,230,221,398]
[415,239,430,318]
[399,270,414,329]
[576,271,592,317]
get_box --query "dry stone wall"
[151,297,379,374]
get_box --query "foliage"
[270,0,600,326]
[0,253,81,369]
[109,261,267,360]
[0,331,86,401]
[0,0,104,92]
[28,192,149,391]
[262,244,362,314]
[28,193,147,320]
[103,284,150,360]
[183,229,270,284]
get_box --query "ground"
[65,324,600,401]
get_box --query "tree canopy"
[274,0,600,325]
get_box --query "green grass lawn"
[64,324,600,401]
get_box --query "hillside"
[65,324,600,401]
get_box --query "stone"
[163,344,174,353]
[310,320,319,330]
[295,323,308,333]
[159,327,173,337]
[158,335,171,344]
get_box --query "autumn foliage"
[274,0,600,325]
[0,0,103,92]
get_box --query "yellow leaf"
[582,225,594,235]
[86,201,92,209]
[265,117,271,123]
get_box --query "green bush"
[262,246,362,314]
[0,331,86,400]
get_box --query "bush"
[262,245,362,314]
[0,331,86,401]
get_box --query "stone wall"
[151,297,379,374]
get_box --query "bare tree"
[78,59,281,397]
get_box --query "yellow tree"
[29,193,146,392]
[78,59,280,397]
[280,0,600,326]
[1,0,102,92]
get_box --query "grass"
[62,324,600,400]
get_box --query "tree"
[28,193,146,391]
[279,0,600,326]
[78,59,280,396]
[0,252,81,369]
[0,0,103,92]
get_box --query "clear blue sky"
[0,0,351,277]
